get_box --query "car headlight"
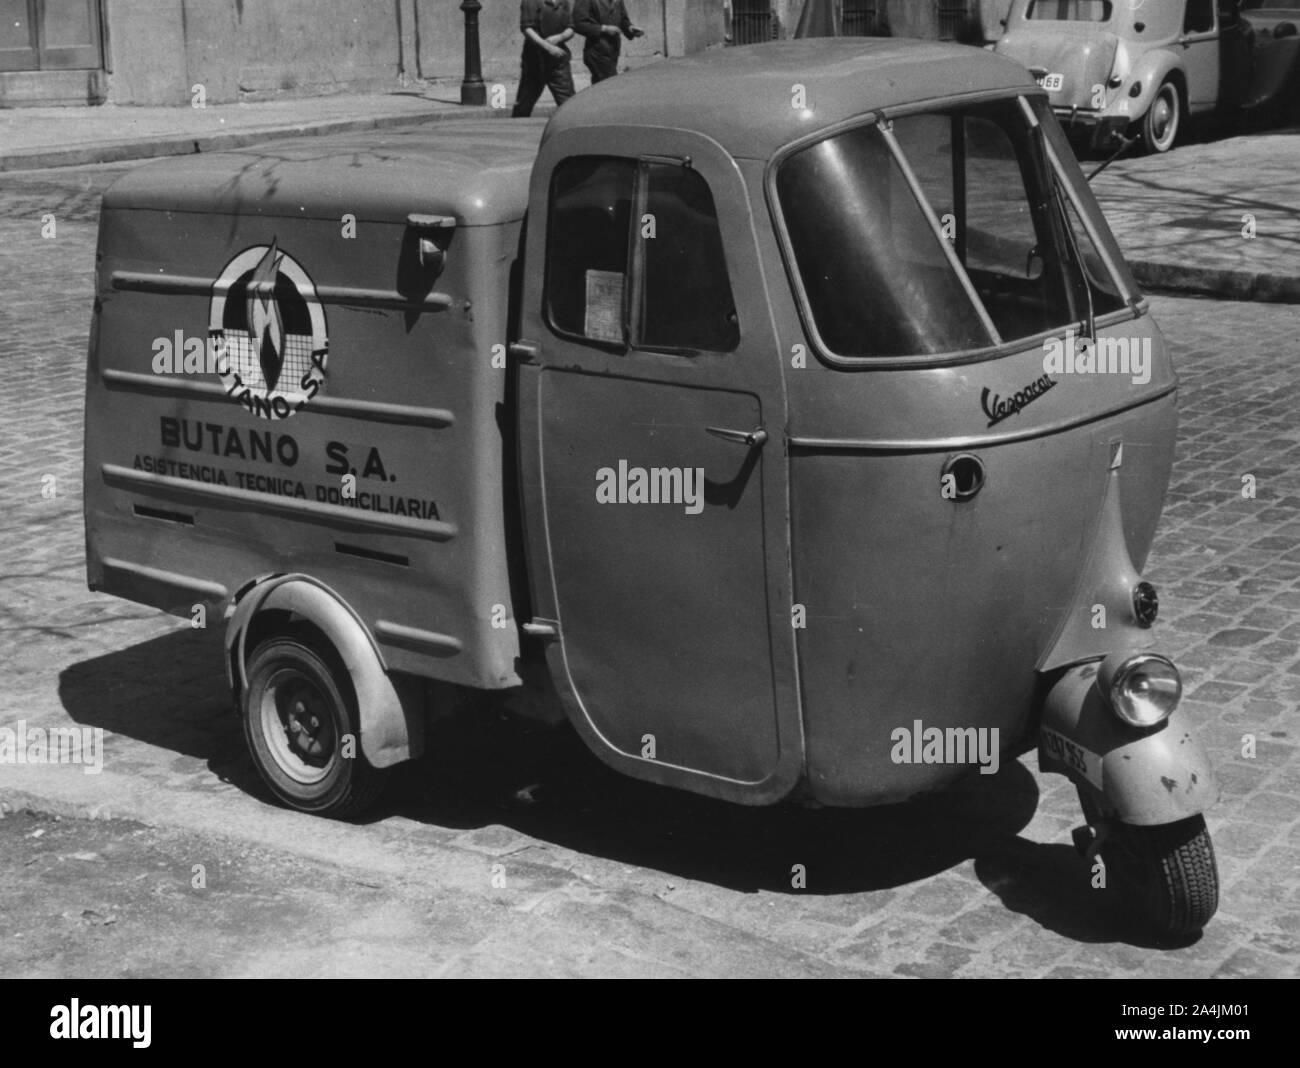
[1097,652,1181,728]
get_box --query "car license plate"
[1037,73,1064,91]
[1039,726,1103,789]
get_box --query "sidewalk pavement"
[1091,129,1300,304]
[0,77,586,172]
[1,86,1296,302]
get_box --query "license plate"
[1039,726,1103,789]
[1036,73,1064,92]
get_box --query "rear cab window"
[1026,1,1112,21]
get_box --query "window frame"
[543,153,740,358]
[1182,0,1217,36]
[765,89,1142,370]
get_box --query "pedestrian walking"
[512,0,577,118]
[572,0,644,84]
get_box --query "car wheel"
[1141,80,1180,153]
[1106,816,1220,938]
[242,635,388,818]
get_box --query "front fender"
[1038,660,1219,825]
[225,573,422,769]
[1103,49,1182,121]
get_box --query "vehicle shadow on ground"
[59,628,1170,946]
[57,627,260,795]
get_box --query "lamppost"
[460,0,487,105]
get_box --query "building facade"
[0,0,1010,108]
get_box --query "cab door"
[514,125,802,803]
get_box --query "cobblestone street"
[0,162,1296,978]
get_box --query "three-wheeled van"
[85,39,1220,936]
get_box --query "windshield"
[1026,0,1113,20]
[774,95,1130,360]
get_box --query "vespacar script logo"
[980,373,1056,428]
[209,240,328,421]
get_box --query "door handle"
[706,425,768,448]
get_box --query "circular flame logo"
[209,241,328,420]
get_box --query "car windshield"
[1026,0,1113,20]
[774,96,1129,360]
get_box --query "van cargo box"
[85,121,545,689]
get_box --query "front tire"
[1108,816,1219,938]
[242,636,388,818]
[1141,80,1181,153]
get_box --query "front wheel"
[1141,80,1181,153]
[1094,808,1219,937]
[242,636,388,818]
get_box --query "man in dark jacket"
[512,0,576,118]
[572,0,644,83]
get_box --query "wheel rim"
[1149,87,1178,150]
[259,667,338,785]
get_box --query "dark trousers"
[511,48,575,117]
[583,47,619,83]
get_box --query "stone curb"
[0,788,124,824]
[1129,259,1300,303]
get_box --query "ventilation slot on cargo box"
[335,542,410,568]
[133,504,194,525]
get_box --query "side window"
[545,155,739,353]
[1184,0,1214,34]
[638,162,739,352]
[546,157,635,345]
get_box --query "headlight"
[1097,652,1181,728]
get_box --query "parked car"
[995,0,1300,152]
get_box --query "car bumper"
[1052,108,1129,149]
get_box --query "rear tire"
[242,636,388,818]
[1141,80,1181,153]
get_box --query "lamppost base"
[461,82,487,106]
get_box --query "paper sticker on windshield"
[209,240,328,420]
[584,269,624,344]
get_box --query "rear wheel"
[1141,80,1181,153]
[242,635,388,818]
